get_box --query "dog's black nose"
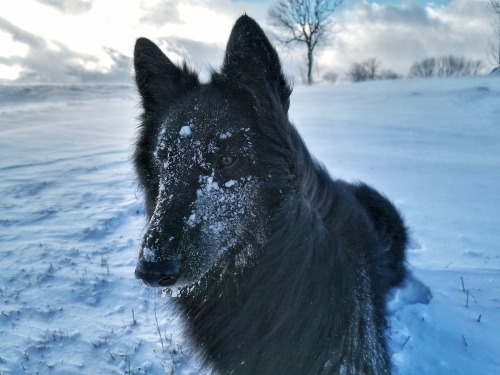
[135,259,181,287]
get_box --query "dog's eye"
[217,156,236,168]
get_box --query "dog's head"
[133,16,292,293]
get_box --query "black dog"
[133,15,407,375]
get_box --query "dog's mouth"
[158,275,178,287]
[160,280,194,298]
[158,261,220,298]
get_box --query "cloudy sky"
[0,0,496,84]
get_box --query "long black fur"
[133,15,408,375]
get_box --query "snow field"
[1,76,499,374]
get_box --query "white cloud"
[0,15,131,83]
[0,0,495,84]
[0,64,22,81]
[140,0,183,26]
[0,0,269,83]
[315,0,494,80]
[34,0,93,15]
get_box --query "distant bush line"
[321,55,485,84]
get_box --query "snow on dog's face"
[133,21,291,292]
[135,86,267,291]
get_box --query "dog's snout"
[135,259,181,287]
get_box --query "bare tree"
[409,57,436,78]
[489,0,500,69]
[346,58,380,82]
[409,56,484,78]
[322,70,338,84]
[269,0,344,85]
[379,69,401,80]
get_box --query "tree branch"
[268,0,344,84]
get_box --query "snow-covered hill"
[1,76,499,374]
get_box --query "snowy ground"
[1,76,499,374]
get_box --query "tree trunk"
[307,47,313,85]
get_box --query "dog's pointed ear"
[134,38,199,113]
[221,15,291,113]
